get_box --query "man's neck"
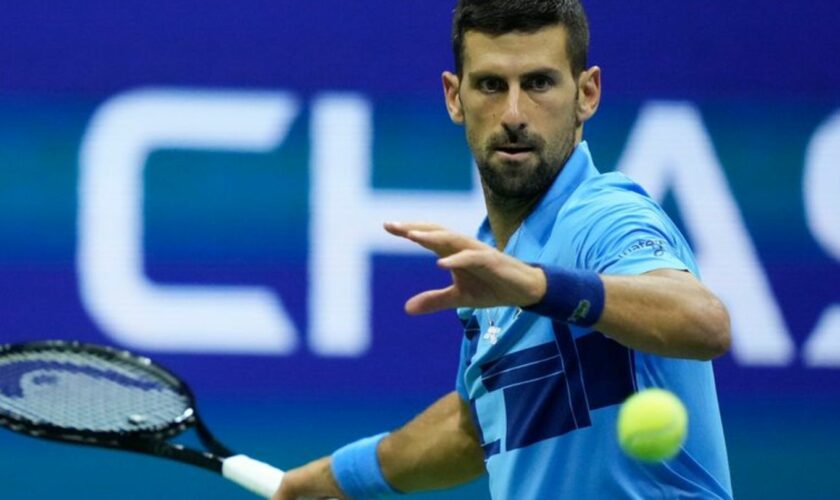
[484,189,543,251]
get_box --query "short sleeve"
[573,188,690,276]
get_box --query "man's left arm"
[385,222,731,361]
[595,269,730,360]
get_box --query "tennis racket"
[0,340,291,498]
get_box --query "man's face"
[443,25,599,202]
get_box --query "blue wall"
[1,2,839,498]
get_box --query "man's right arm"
[379,391,486,492]
[273,391,485,499]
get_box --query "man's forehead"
[461,25,571,75]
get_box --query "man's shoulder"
[578,170,649,197]
[563,171,658,219]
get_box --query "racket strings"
[0,349,191,434]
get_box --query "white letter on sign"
[309,94,484,356]
[803,110,840,366]
[78,88,300,354]
[617,102,794,365]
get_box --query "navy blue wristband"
[331,432,398,499]
[523,265,605,327]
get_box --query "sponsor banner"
[0,94,838,398]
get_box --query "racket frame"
[0,340,233,473]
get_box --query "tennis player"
[275,1,733,498]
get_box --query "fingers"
[273,458,345,500]
[405,286,459,315]
[383,221,446,237]
[414,230,486,253]
[437,249,490,270]
[272,482,292,500]
[386,222,487,257]
[386,221,539,313]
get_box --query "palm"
[384,222,544,314]
[448,261,509,307]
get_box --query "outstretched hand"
[384,222,547,315]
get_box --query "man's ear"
[442,71,465,124]
[576,66,601,124]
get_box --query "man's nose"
[501,86,527,132]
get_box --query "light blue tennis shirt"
[455,142,732,499]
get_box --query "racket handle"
[222,455,285,498]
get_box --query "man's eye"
[527,76,554,91]
[478,79,505,93]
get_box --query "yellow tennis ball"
[617,388,688,462]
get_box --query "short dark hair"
[452,0,590,76]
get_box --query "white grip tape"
[222,455,285,498]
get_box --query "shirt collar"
[477,141,599,250]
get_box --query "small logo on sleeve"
[618,239,667,259]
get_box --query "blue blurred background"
[1,1,839,498]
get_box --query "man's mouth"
[494,145,535,159]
